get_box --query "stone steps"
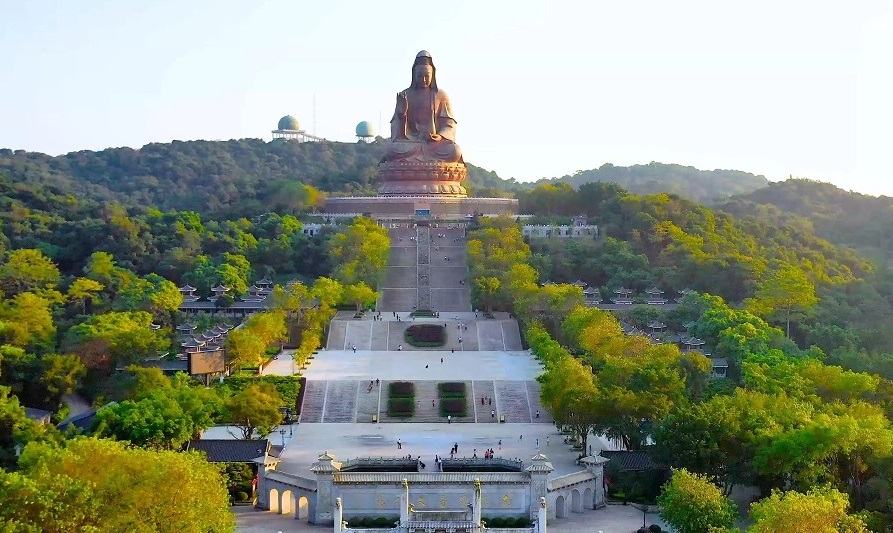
[526,381,553,423]
[471,380,498,423]
[299,380,327,423]
[355,380,382,423]
[496,380,532,423]
[322,380,359,423]
[502,321,524,351]
[378,380,473,423]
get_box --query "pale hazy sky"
[1,0,891,196]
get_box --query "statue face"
[414,64,433,88]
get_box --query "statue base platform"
[378,161,468,196]
[323,195,518,218]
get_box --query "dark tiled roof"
[600,450,667,471]
[187,439,271,462]
[24,407,53,422]
[57,402,117,431]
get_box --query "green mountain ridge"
[536,161,770,203]
[719,179,893,265]
[2,140,780,215]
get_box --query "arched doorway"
[298,496,310,519]
[583,487,593,510]
[571,489,582,513]
[555,495,567,519]
[269,488,280,513]
[281,490,294,515]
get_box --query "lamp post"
[279,428,286,447]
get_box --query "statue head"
[411,50,437,90]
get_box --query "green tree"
[749,486,867,533]
[0,437,235,532]
[747,264,819,338]
[94,376,221,450]
[63,311,169,368]
[66,277,104,315]
[0,386,54,469]
[342,282,379,312]
[39,354,86,412]
[223,383,284,439]
[92,394,195,450]
[472,276,501,313]
[224,327,267,370]
[0,248,60,298]
[0,292,56,350]
[658,468,738,533]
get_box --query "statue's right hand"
[396,92,408,111]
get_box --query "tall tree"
[658,468,738,533]
[1,437,235,532]
[223,383,284,439]
[747,264,819,338]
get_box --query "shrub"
[388,398,415,418]
[235,491,249,502]
[437,382,466,397]
[440,398,467,417]
[487,517,504,527]
[389,381,415,398]
[373,516,392,527]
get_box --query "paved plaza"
[235,503,669,532]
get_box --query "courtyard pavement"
[234,503,670,532]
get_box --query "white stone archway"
[555,495,567,519]
[571,489,582,513]
[583,487,593,510]
[281,490,294,515]
[269,488,280,513]
[298,496,310,520]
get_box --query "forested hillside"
[536,162,769,203]
[519,182,893,357]
[720,178,893,265]
[0,140,520,218]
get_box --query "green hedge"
[437,382,466,397]
[388,398,415,417]
[388,381,415,398]
[440,398,467,417]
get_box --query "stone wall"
[324,196,518,216]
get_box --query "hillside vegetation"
[0,140,518,218]
[720,178,893,264]
[536,162,769,203]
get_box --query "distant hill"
[537,162,769,203]
[0,139,521,218]
[719,178,893,264]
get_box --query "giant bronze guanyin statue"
[378,51,468,196]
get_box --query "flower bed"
[404,324,446,347]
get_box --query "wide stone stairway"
[299,378,551,424]
[299,222,551,425]
[378,226,470,312]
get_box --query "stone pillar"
[334,498,343,533]
[472,479,482,526]
[580,455,610,509]
[525,454,554,521]
[400,479,410,525]
[252,455,280,510]
[537,497,547,533]
[310,451,341,525]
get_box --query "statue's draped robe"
[384,88,463,163]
